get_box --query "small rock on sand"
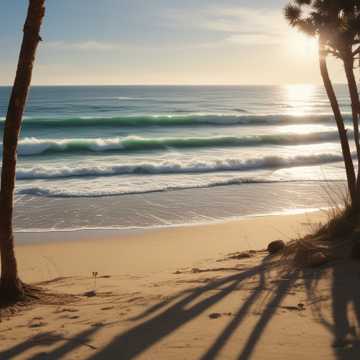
[209,313,222,319]
[209,312,232,319]
[83,290,97,297]
[267,240,285,255]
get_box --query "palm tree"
[0,0,45,301]
[284,0,360,209]
[340,3,360,187]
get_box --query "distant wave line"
[0,131,349,156]
[0,113,352,128]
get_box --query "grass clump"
[284,199,360,268]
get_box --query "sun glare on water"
[283,83,317,117]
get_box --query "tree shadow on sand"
[86,257,360,360]
[2,258,357,360]
[84,256,299,360]
[0,325,102,360]
[304,261,360,360]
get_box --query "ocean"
[0,85,350,232]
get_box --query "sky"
[0,0,346,86]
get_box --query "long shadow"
[199,257,268,360]
[303,261,360,360]
[0,325,102,360]
[199,259,298,360]
[87,263,269,360]
[0,332,63,359]
[0,260,298,360]
[5,263,357,360]
[330,262,360,360]
[237,270,298,360]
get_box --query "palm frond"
[284,4,302,25]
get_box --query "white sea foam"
[15,152,344,181]
[0,131,344,156]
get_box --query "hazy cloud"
[164,5,286,46]
[45,41,123,51]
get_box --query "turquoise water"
[0,85,350,231]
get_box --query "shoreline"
[14,205,333,240]
[15,210,328,283]
[14,181,345,234]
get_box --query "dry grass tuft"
[282,198,359,268]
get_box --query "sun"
[287,30,318,59]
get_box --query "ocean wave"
[2,131,344,156]
[0,113,348,129]
[15,178,278,198]
[117,96,142,100]
[16,176,345,199]
[15,153,343,180]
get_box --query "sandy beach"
[15,211,327,281]
[3,210,359,360]
[4,1,360,359]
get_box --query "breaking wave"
[2,131,344,156]
[15,152,343,181]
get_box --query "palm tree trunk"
[343,51,360,192]
[318,40,357,207]
[0,0,45,300]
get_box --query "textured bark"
[343,51,360,191]
[318,41,357,206]
[0,0,45,300]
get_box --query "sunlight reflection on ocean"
[0,85,351,231]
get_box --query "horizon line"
[0,83,346,87]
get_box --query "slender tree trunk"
[0,0,45,300]
[343,51,360,192]
[318,41,357,207]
